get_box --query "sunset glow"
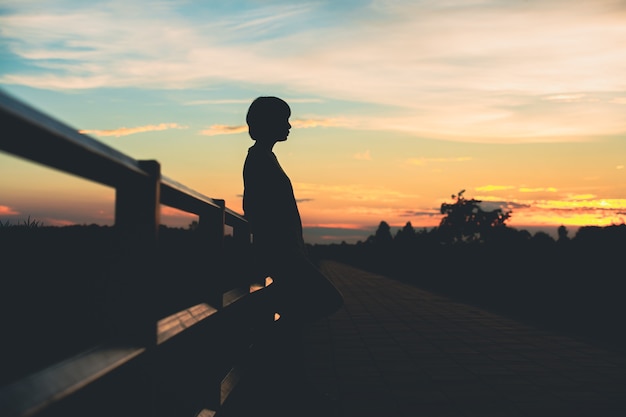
[1,1,625,243]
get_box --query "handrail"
[161,175,224,213]
[0,89,147,187]
[0,89,261,416]
[0,346,146,417]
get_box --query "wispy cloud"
[475,185,516,192]
[200,124,248,136]
[295,182,418,204]
[476,185,559,194]
[543,94,589,103]
[186,97,324,106]
[199,117,348,136]
[185,99,254,106]
[353,150,371,160]
[291,118,350,129]
[80,123,186,137]
[406,157,472,166]
[519,187,558,193]
[1,1,625,143]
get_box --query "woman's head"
[246,96,291,142]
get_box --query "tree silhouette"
[369,220,393,245]
[438,189,511,244]
[394,221,416,244]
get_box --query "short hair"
[246,96,291,140]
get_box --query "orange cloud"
[200,125,248,136]
[200,117,349,136]
[80,123,186,137]
[42,218,76,227]
[304,223,369,230]
[0,205,19,215]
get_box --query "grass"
[0,216,43,228]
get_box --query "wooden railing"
[0,90,270,417]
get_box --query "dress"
[243,144,305,259]
[243,144,343,325]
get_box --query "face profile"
[246,96,292,144]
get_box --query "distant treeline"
[310,222,626,353]
[2,219,624,383]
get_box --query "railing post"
[110,160,161,417]
[233,223,261,289]
[109,159,161,346]
[196,199,226,410]
[199,199,225,309]
[115,160,161,242]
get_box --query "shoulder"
[245,147,276,167]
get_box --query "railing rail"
[0,89,264,417]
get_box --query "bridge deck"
[227,260,626,416]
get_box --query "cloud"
[475,185,515,192]
[537,198,626,211]
[80,123,186,137]
[199,117,348,136]
[2,1,625,142]
[200,124,248,136]
[401,209,441,218]
[519,187,558,193]
[291,118,350,129]
[566,194,597,200]
[0,205,20,216]
[186,99,254,106]
[406,157,472,166]
[543,94,589,103]
[353,150,371,160]
[295,182,418,203]
[40,217,75,227]
[185,97,324,106]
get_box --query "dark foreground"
[223,261,626,417]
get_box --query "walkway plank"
[302,261,626,417]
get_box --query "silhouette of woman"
[243,96,344,328]
[240,96,344,415]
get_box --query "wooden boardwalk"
[225,261,626,416]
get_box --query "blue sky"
[1,0,625,243]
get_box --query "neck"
[254,140,276,151]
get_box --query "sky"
[1,0,625,244]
